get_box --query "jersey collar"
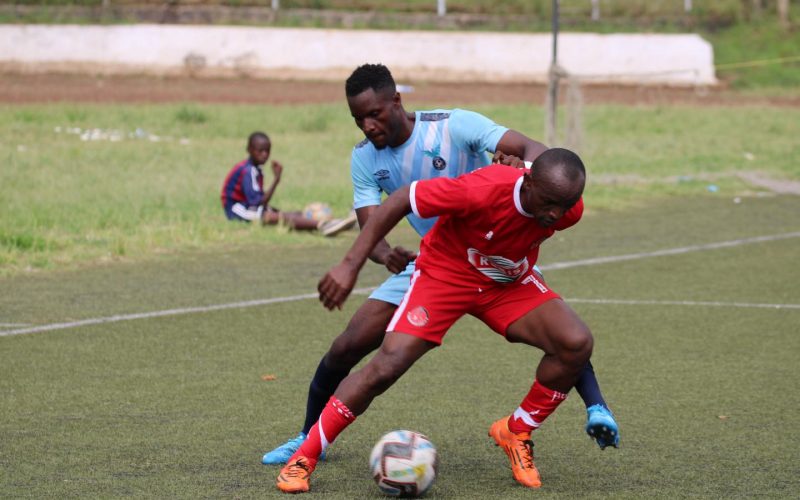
[513,175,535,218]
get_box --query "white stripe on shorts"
[387,269,421,332]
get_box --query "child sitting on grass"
[220,131,356,237]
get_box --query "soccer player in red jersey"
[277,148,594,493]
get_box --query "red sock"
[291,397,355,466]
[507,380,568,434]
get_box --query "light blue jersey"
[351,108,508,237]
[350,108,508,305]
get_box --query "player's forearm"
[369,239,394,265]
[521,139,548,162]
[342,187,412,272]
[497,130,548,163]
[261,180,279,207]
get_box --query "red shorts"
[387,268,560,345]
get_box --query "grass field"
[1,87,800,497]
[1,191,799,498]
[2,101,798,274]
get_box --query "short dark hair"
[248,131,270,147]
[532,147,586,182]
[345,63,396,97]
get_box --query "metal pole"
[272,0,279,10]
[552,0,559,64]
[591,0,600,21]
[684,0,692,13]
[546,0,560,146]
[437,0,446,17]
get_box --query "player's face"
[348,88,403,149]
[521,174,583,228]
[248,138,271,166]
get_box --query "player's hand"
[271,160,284,180]
[492,151,526,168]
[318,262,357,310]
[384,246,417,274]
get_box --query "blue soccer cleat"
[262,432,326,465]
[585,404,620,450]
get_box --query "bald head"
[530,148,586,205]
[519,148,586,227]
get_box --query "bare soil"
[1,72,798,107]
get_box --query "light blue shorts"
[368,261,416,306]
[367,261,542,306]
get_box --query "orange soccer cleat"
[276,456,316,493]
[488,416,542,488]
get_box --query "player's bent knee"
[557,325,593,366]
[360,357,406,395]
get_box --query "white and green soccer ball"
[369,430,438,498]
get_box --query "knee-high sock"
[508,380,568,434]
[574,360,607,409]
[291,397,356,467]
[302,359,351,435]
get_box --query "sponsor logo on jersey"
[466,248,530,283]
[374,169,390,181]
[406,306,430,327]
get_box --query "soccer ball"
[302,201,333,222]
[369,430,438,498]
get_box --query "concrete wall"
[0,24,717,86]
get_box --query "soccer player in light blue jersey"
[262,64,619,465]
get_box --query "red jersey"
[410,164,583,287]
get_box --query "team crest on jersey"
[467,248,530,283]
[424,145,447,170]
[406,306,430,327]
[374,169,390,181]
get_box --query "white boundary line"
[566,298,800,310]
[538,231,800,271]
[0,288,368,338]
[1,231,798,338]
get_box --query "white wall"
[0,24,717,86]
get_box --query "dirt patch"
[737,172,800,195]
[2,72,799,107]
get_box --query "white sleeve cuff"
[409,181,421,217]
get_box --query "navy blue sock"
[574,360,607,409]
[301,358,351,435]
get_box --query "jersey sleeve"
[448,109,509,155]
[410,172,480,219]
[553,198,584,231]
[351,147,382,209]
[242,165,263,207]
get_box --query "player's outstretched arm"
[495,130,548,163]
[318,186,412,310]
